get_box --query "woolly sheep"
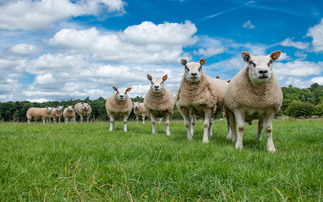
[52,106,63,123]
[144,74,174,135]
[133,102,148,124]
[225,51,283,152]
[74,102,92,123]
[26,107,53,124]
[176,59,228,143]
[63,106,76,124]
[106,86,132,132]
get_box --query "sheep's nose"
[259,70,268,74]
[154,86,159,89]
[120,95,124,98]
[191,73,197,77]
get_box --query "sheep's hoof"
[187,136,193,141]
[235,143,243,150]
[267,145,276,152]
[202,139,209,143]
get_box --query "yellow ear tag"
[200,61,204,65]
[272,55,276,60]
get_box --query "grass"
[0,119,322,201]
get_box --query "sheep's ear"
[270,51,281,61]
[112,86,118,92]
[227,80,231,83]
[147,74,152,81]
[162,74,168,82]
[216,76,219,79]
[126,88,131,93]
[242,52,250,62]
[199,59,206,65]
[181,59,187,65]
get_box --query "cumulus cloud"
[306,18,323,52]
[0,0,126,31]
[242,20,255,29]
[194,47,225,57]
[311,77,323,85]
[275,61,323,77]
[10,43,39,55]
[280,38,309,49]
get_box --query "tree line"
[0,83,322,122]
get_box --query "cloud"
[280,38,309,49]
[311,77,323,85]
[0,0,126,31]
[194,47,225,57]
[275,61,323,77]
[242,20,255,29]
[306,18,323,52]
[10,43,39,55]
[277,52,291,61]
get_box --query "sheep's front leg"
[257,118,264,141]
[80,115,83,123]
[235,110,245,150]
[109,115,114,131]
[165,113,171,136]
[150,114,156,134]
[27,119,31,124]
[202,109,212,143]
[87,115,90,123]
[180,108,192,140]
[123,116,128,132]
[136,115,139,123]
[54,118,57,124]
[42,118,46,124]
[264,112,276,152]
[208,117,213,138]
[65,118,68,124]
[226,109,237,142]
[142,115,145,124]
[190,113,195,137]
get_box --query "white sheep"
[74,102,92,123]
[52,106,63,123]
[144,74,174,136]
[106,86,133,132]
[133,102,148,124]
[63,106,76,124]
[26,107,53,124]
[225,51,283,152]
[176,59,228,143]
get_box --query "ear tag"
[200,60,204,65]
[244,55,249,61]
[162,75,167,81]
[272,55,276,60]
[182,61,186,65]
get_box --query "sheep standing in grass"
[106,86,132,132]
[133,102,148,124]
[225,51,283,152]
[74,103,92,123]
[26,107,53,124]
[176,59,228,143]
[144,74,174,136]
[63,106,76,124]
[52,106,63,123]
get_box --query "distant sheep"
[144,74,174,135]
[176,59,228,143]
[106,86,132,131]
[52,106,63,123]
[74,103,92,123]
[225,51,283,152]
[26,107,53,124]
[63,106,76,124]
[133,102,148,124]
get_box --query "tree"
[286,101,314,118]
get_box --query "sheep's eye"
[249,61,256,67]
[185,66,189,72]
[268,60,272,66]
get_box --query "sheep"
[74,102,92,123]
[52,106,63,123]
[176,59,228,143]
[105,86,133,132]
[225,51,283,152]
[144,74,175,136]
[133,102,148,124]
[26,107,53,124]
[63,106,76,124]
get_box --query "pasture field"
[0,119,322,201]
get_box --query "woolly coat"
[106,93,133,118]
[74,103,92,117]
[52,108,62,119]
[224,66,283,122]
[134,103,148,117]
[176,72,227,117]
[26,107,52,120]
[144,88,174,118]
[63,108,76,119]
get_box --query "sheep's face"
[57,106,63,111]
[113,86,131,101]
[147,74,167,94]
[133,102,139,109]
[181,59,205,83]
[82,103,90,111]
[67,106,74,112]
[242,51,281,85]
[47,107,53,113]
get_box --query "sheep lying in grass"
[74,103,92,123]
[63,106,76,124]
[176,59,228,143]
[133,102,148,124]
[144,74,174,136]
[26,107,53,124]
[106,86,132,132]
[225,51,283,152]
[52,106,63,123]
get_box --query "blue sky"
[0,0,322,102]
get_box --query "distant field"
[0,119,322,201]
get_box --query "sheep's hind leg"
[150,114,156,134]
[264,112,276,152]
[235,110,245,150]
[181,108,192,140]
[190,113,196,137]
[202,109,212,143]
[165,114,171,136]
[123,116,128,132]
[257,118,264,141]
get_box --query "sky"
[0,0,322,102]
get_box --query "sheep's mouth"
[258,75,269,79]
[190,76,199,81]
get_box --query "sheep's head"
[47,107,53,113]
[82,103,90,111]
[242,51,281,85]
[67,106,74,112]
[57,106,63,111]
[181,59,205,83]
[147,74,167,94]
[113,86,131,101]
[133,102,139,109]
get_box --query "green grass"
[0,119,322,201]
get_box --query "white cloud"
[10,43,39,55]
[194,47,225,57]
[242,20,255,29]
[280,38,309,49]
[277,52,291,61]
[275,61,323,77]
[306,18,323,52]
[311,77,323,85]
[0,0,126,31]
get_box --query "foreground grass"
[0,119,322,201]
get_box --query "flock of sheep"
[26,51,283,152]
